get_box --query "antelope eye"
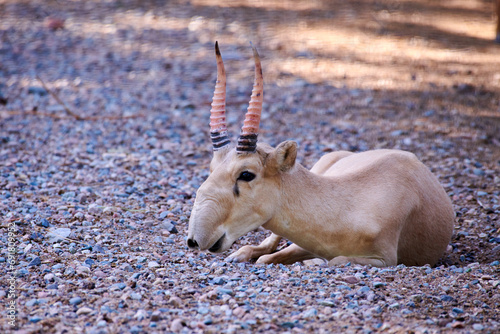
[237,171,256,182]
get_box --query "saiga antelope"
[187,42,454,267]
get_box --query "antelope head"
[187,42,297,253]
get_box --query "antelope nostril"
[187,238,199,249]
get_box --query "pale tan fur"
[188,142,455,267]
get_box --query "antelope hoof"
[225,246,253,263]
[255,254,275,264]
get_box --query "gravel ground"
[1,0,499,333]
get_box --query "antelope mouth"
[208,233,226,253]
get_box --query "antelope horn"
[236,43,263,153]
[210,41,230,151]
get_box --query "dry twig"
[36,75,83,120]
[9,75,148,121]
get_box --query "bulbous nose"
[187,238,199,249]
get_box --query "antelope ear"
[265,141,297,175]
[210,145,231,173]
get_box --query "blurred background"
[0,0,499,157]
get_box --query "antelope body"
[187,42,455,267]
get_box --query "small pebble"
[28,256,41,266]
[373,282,386,288]
[170,318,185,332]
[26,299,38,307]
[148,261,160,268]
[302,308,318,318]
[134,309,147,320]
[76,306,93,315]
[29,316,43,323]
[216,287,234,296]
[69,297,83,305]
[77,266,91,275]
[343,275,360,284]
[129,325,142,334]
[97,320,107,327]
[131,292,142,300]
[472,324,484,331]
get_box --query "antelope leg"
[226,233,282,263]
[256,243,319,265]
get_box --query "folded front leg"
[256,243,319,265]
[226,233,282,263]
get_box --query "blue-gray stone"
[406,302,416,308]
[93,245,106,253]
[26,299,38,307]
[390,130,404,137]
[357,286,371,294]
[389,302,400,309]
[440,295,454,302]
[70,297,83,305]
[281,322,296,329]
[17,268,29,277]
[197,307,210,315]
[29,316,43,323]
[216,287,233,296]
[112,283,126,290]
[373,282,386,288]
[64,267,75,276]
[452,307,464,314]
[130,293,142,300]
[100,305,116,313]
[84,258,95,267]
[28,256,41,266]
[129,325,142,334]
[473,169,485,176]
[337,285,352,291]
[212,277,225,285]
[302,308,318,318]
[424,110,435,117]
[28,86,47,96]
[318,299,336,307]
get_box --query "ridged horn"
[236,43,263,153]
[210,41,230,151]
